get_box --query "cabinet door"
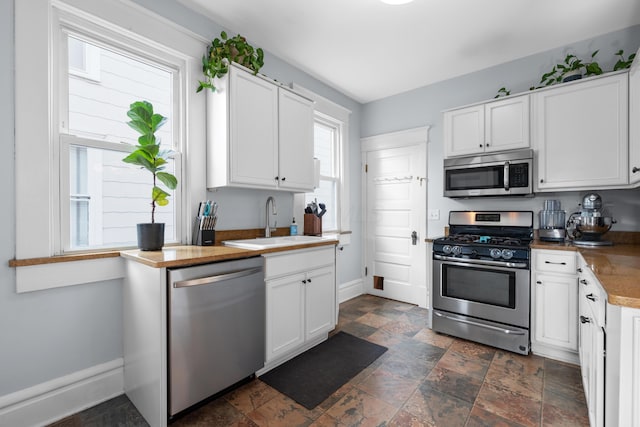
[229,68,279,188]
[534,273,578,351]
[265,274,305,362]
[278,90,315,191]
[630,47,640,185]
[534,73,628,190]
[443,105,485,157]
[485,95,530,152]
[304,266,335,342]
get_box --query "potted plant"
[122,101,177,251]
[537,51,603,87]
[613,49,636,71]
[197,31,265,93]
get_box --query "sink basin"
[223,235,328,250]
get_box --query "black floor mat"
[259,331,388,409]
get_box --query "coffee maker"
[538,199,566,242]
[566,193,616,246]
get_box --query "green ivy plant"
[122,101,177,224]
[494,87,511,98]
[537,51,603,88]
[613,49,636,71]
[197,31,265,93]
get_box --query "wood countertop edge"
[120,240,339,268]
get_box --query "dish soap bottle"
[290,217,298,236]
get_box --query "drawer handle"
[580,279,588,285]
[580,315,592,324]
[586,293,597,302]
[536,281,542,284]
[545,261,566,265]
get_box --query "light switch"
[428,209,440,220]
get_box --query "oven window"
[445,166,504,190]
[442,264,515,308]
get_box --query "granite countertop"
[532,239,640,309]
[120,239,339,268]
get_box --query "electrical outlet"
[428,209,440,220]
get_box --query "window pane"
[69,145,176,250]
[314,122,335,177]
[67,35,173,149]
[66,33,176,250]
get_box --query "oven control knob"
[490,248,502,259]
[451,246,462,256]
[501,249,514,260]
[442,245,452,254]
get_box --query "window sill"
[9,252,124,293]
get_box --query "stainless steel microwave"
[444,149,533,198]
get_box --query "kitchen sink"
[223,235,328,250]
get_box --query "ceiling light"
[380,0,414,4]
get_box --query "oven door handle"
[433,254,528,269]
[433,311,526,335]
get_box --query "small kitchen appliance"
[566,193,616,247]
[432,211,533,355]
[538,199,566,242]
[443,149,533,198]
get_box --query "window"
[55,18,182,252]
[305,115,341,231]
[293,84,351,238]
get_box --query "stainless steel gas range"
[432,211,533,355]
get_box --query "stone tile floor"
[49,294,589,426]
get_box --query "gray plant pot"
[137,223,165,251]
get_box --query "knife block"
[304,214,322,236]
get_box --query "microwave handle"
[504,161,510,191]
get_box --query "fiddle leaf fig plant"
[197,31,265,93]
[122,101,177,223]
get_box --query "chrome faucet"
[265,196,277,237]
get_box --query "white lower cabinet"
[263,246,336,371]
[577,256,605,427]
[531,249,579,363]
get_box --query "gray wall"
[362,25,640,237]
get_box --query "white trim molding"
[16,257,125,293]
[338,278,364,303]
[0,359,124,427]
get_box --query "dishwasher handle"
[173,267,263,288]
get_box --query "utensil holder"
[304,214,322,236]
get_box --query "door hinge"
[365,266,368,276]
[365,164,368,173]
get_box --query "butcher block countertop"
[120,239,339,269]
[531,236,640,309]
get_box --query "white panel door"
[365,143,427,307]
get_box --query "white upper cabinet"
[629,46,640,185]
[444,95,529,158]
[278,89,315,191]
[533,73,629,191]
[207,64,315,191]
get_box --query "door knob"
[411,231,418,245]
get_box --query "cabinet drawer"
[264,247,335,279]
[578,267,606,327]
[534,250,577,274]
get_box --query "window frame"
[292,84,351,242]
[14,0,207,292]
[54,19,184,253]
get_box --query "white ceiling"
[179,0,640,103]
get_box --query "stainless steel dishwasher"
[167,256,265,417]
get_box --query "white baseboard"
[531,343,579,365]
[338,278,364,303]
[0,359,124,427]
